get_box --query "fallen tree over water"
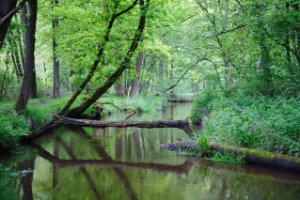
[161,141,300,173]
[32,143,193,174]
[21,115,194,142]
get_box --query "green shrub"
[0,112,28,150]
[100,94,164,113]
[201,95,300,157]
[190,89,220,123]
[208,151,245,164]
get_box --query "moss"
[211,144,300,164]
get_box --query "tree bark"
[52,0,60,98]
[58,0,138,115]
[130,52,144,96]
[65,0,150,118]
[0,0,17,49]
[16,0,38,112]
[20,116,193,142]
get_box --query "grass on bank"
[190,91,300,157]
[0,94,164,151]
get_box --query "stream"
[1,103,300,200]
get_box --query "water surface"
[1,103,300,200]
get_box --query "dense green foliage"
[0,111,27,150]
[0,95,164,150]
[191,92,300,157]
[1,0,300,158]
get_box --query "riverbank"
[190,91,300,158]
[0,95,165,151]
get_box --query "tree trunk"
[10,50,21,81]
[114,82,127,96]
[15,15,25,69]
[30,68,37,98]
[0,0,17,49]
[8,33,23,78]
[259,39,273,96]
[21,116,193,142]
[130,52,144,96]
[16,0,37,112]
[293,3,300,70]
[52,0,60,98]
[285,3,294,76]
[65,0,150,118]
[8,34,21,81]
[58,0,138,115]
[0,55,9,100]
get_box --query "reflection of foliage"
[0,110,28,150]
[188,165,300,200]
[0,166,20,200]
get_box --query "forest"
[0,0,300,199]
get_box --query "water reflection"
[1,103,300,200]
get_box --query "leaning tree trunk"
[130,51,144,97]
[16,0,37,112]
[65,0,150,118]
[58,0,138,115]
[0,0,17,49]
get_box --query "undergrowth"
[207,152,246,164]
[190,91,300,157]
[0,95,164,150]
[99,94,164,113]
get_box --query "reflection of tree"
[58,137,103,200]
[23,124,300,200]
[76,128,138,200]
[17,154,36,200]
[19,161,34,200]
[31,142,193,174]
[133,129,142,161]
[53,137,59,192]
[115,135,123,160]
[31,127,193,200]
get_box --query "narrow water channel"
[1,103,300,200]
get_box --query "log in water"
[21,115,194,142]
